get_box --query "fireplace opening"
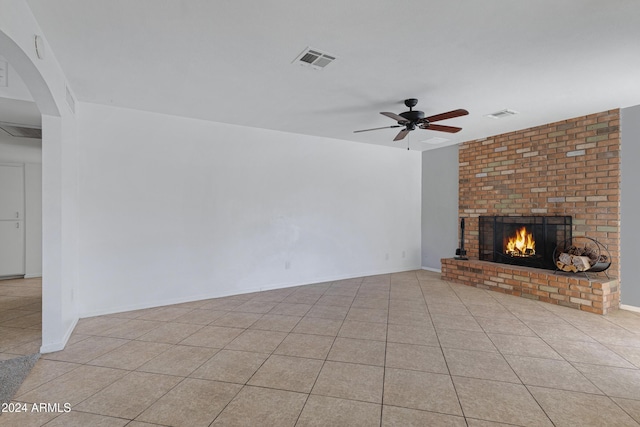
[479,216,572,270]
[505,227,536,257]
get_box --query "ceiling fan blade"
[353,125,402,133]
[393,129,410,141]
[381,112,408,123]
[425,109,469,123]
[421,124,463,133]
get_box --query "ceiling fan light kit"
[354,98,469,142]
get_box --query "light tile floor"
[0,277,42,360]
[1,271,640,426]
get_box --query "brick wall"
[458,109,620,279]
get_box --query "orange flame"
[505,227,535,256]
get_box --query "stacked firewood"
[556,245,608,272]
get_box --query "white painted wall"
[621,104,640,308]
[77,103,422,316]
[0,133,41,162]
[24,162,42,277]
[1,0,80,352]
[421,145,459,271]
[0,134,42,277]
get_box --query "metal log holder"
[553,236,612,279]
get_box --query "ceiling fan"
[354,98,469,141]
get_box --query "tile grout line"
[476,285,561,425]
[379,274,392,427]
[289,278,360,426]
[420,276,467,422]
[201,286,311,426]
[474,281,615,425]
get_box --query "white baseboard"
[421,266,442,273]
[79,265,424,319]
[40,316,78,354]
[24,274,42,279]
[620,304,640,314]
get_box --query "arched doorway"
[0,94,43,355]
[0,25,78,353]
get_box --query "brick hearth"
[442,109,621,314]
[442,259,619,315]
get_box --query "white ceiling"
[17,0,640,150]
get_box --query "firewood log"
[572,256,592,271]
[556,261,577,272]
[558,253,573,265]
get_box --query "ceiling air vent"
[293,47,336,69]
[485,109,518,119]
[422,136,450,145]
[0,122,42,139]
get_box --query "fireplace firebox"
[479,216,572,270]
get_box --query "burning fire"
[505,227,535,257]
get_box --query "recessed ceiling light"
[485,109,519,119]
[421,136,450,145]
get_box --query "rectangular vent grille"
[0,122,42,139]
[422,136,450,145]
[300,50,322,64]
[485,109,518,119]
[293,47,336,69]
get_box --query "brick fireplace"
[442,110,620,314]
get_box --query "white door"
[0,164,24,220]
[0,164,25,276]
[0,220,24,276]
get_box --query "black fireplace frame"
[479,216,572,270]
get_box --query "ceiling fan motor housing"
[399,110,425,123]
[400,99,425,124]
